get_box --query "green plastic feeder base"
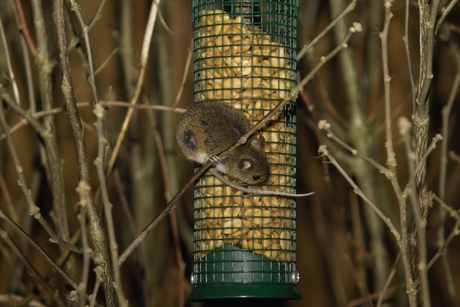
[189,245,301,301]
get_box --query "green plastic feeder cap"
[189,245,301,301]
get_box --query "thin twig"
[90,267,103,307]
[172,39,194,107]
[69,0,101,106]
[348,193,369,306]
[449,151,460,163]
[0,225,65,307]
[412,193,458,307]
[428,193,460,270]
[118,158,213,266]
[0,92,82,254]
[19,27,36,113]
[404,0,416,109]
[434,0,458,35]
[94,47,120,76]
[0,171,18,223]
[154,7,185,302]
[381,0,396,170]
[438,71,460,226]
[0,16,20,105]
[0,100,185,141]
[0,208,78,291]
[107,0,161,177]
[143,96,185,307]
[87,0,107,30]
[333,0,389,292]
[436,70,460,303]
[94,105,128,306]
[345,286,400,307]
[119,0,137,98]
[244,24,360,143]
[69,1,112,209]
[113,170,138,237]
[318,145,400,241]
[412,134,443,182]
[319,121,389,175]
[12,0,37,55]
[297,0,357,61]
[299,68,348,129]
[376,253,401,307]
[0,88,47,134]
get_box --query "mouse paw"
[209,156,220,163]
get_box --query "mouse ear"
[238,158,254,170]
[250,134,266,150]
[181,129,197,150]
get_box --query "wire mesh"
[190,0,299,299]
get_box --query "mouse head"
[225,134,270,185]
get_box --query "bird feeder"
[189,0,300,300]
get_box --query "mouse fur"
[175,101,270,185]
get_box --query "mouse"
[175,101,270,185]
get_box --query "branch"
[32,0,71,256]
[398,117,431,307]
[381,5,418,304]
[52,0,116,304]
[75,183,92,307]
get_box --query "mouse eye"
[253,175,261,181]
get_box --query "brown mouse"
[175,101,270,185]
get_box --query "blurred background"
[0,0,459,306]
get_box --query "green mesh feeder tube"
[189,0,300,300]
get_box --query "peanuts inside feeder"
[189,1,301,301]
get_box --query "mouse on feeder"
[175,100,270,185]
